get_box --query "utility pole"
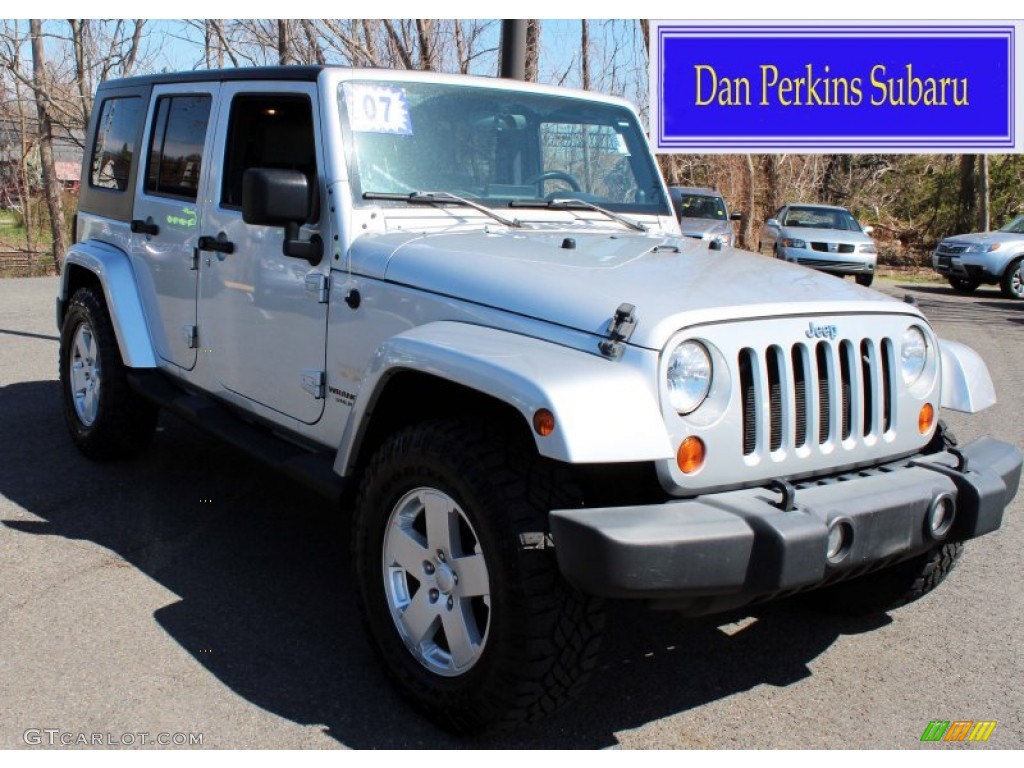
[499,20,527,80]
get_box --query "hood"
[943,230,1024,245]
[678,217,731,238]
[348,229,914,350]
[779,226,873,245]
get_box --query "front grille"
[938,243,967,255]
[796,258,866,271]
[810,242,856,253]
[740,337,895,456]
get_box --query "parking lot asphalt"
[1,275,1021,749]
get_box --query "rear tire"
[949,275,981,293]
[802,542,964,616]
[1000,257,1024,299]
[352,420,605,734]
[59,286,158,459]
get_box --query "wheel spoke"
[454,552,489,598]
[387,526,429,572]
[441,601,480,670]
[83,386,97,421]
[74,330,90,362]
[399,588,440,647]
[422,491,455,553]
[70,360,86,393]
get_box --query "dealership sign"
[651,21,1024,152]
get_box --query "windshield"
[339,80,669,216]
[782,206,862,232]
[675,193,726,221]
[998,215,1024,234]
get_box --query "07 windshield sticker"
[344,84,412,136]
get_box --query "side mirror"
[243,168,311,225]
[242,168,322,266]
[730,211,743,221]
[863,225,874,235]
[766,218,780,228]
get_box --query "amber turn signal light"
[918,403,935,434]
[677,436,706,474]
[533,408,556,437]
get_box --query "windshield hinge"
[598,303,637,360]
[301,369,325,400]
[305,272,329,303]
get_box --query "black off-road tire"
[855,273,874,287]
[803,542,964,616]
[352,420,605,734]
[948,275,981,293]
[59,286,158,459]
[999,257,1024,299]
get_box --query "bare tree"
[979,154,990,231]
[29,19,68,268]
[277,20,291,65]
[525,20,540,82]
[741,154,755,249]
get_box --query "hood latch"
[598,303,637,360]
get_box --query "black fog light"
[826,519,854,564]
[926,493,956,539]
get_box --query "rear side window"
[145,95,212,201]
[90,97,144,191]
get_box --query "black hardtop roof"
[97,65,327,91]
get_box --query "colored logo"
[920,720,997,742]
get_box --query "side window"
[90,97,143,191]
[221,94,315,209]
[144,95,212,201]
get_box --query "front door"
[198,82,329,425]
[130,83,220,371]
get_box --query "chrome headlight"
[966,243,999,253]
[782,237,806,249]
[859,243,877,254]
[667,341,712,414]
[900,326,928,385]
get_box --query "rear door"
[130,83,220,371]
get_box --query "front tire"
[803,542,964,616]
[59,286,158,459]
[352,420,605,734]
[1000,257,1024,299]
[855,273,874,287]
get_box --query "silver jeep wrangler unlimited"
[58,66,1021,733]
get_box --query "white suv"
[58,66,1020,733]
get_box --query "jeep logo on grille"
[805,321,838,340]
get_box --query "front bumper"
[932,250,1001,282]
[779,247,876,274]
[550,438,1021,609]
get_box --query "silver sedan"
[759,204,878,287]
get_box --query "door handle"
[198,234,235,254]
[130,218,159,236]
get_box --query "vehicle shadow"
[890,284,1020,326]
[0,379,889,749]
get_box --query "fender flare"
[938,339,996,413]
[60,242,157,368]
[335,321,674,473]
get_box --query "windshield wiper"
[509,197,647,233]
[363,191,522,228]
